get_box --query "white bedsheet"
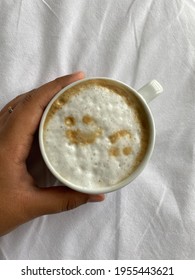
[0,0,195,260]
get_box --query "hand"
[0,72,105,236]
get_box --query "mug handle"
[137,80,163,103]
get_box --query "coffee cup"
[39,77,163,194]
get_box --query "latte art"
[42,79,150,189]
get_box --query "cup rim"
[39,77,155,194]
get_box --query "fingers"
[4,72,85,161]
[10,71,84,131]
[29,187,105,217]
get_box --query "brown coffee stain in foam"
[64,114,102,145]
[66,127,102,145]
[108,130,132,157]
[64,116,76,126]
[109,147,120,157]
[109,146,132,157]
[82,114,94,125]
[123,146,132,155]
[108,130,131,144]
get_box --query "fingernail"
[88,194,105,203]
[72,71,84,76]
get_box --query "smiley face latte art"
[43,79,150,189]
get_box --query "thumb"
[29,187,105,217]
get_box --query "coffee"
[42,79,150,190]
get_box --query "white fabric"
[0,0,195,260]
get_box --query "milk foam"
[43,81,148,189]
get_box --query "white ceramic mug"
[39,78,163,194]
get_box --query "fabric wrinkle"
[16,0,23,32]
[40,0,60,20]
[134,185,167,254]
